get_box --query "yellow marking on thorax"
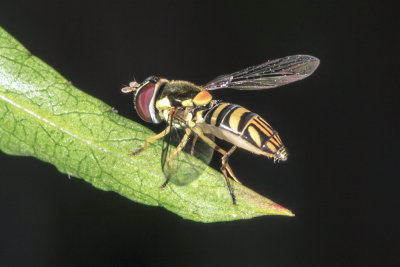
[193,91,212,106]
[229,107,248,132]
[195,110,205,121]
[181,99,193,107]
[156,97,171,110]
[248,126,262,147]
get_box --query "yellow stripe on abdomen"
[203,102,287,159]
[209,103,229,126]
[247,125,262,147]
[228,107,249,133]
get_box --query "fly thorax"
[192,91,212,106]
[185,112,193,122]
[185,112,197,128]
[173,121,184,129]
[193,110,205,123]
[160,109,170,121]
[155,96,171,111]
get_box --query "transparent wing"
[204,55,320,91]
[161,121,214,186]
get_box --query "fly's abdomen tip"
[262,138,288,162]
[276,147,288,161]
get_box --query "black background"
[0,0,397,266]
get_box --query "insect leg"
[190,134,199,155]
[161,128,192,189]
[191,127,227,154]
[191,128,240,183]
[221,146,242,185]
[192,128,237,204]
[220,168,236,205]
[130,127,171,157]
[225,164,241,184]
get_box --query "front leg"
[130,127,171,157]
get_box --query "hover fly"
[122,55,319,204]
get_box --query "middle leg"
[161,128,191,188]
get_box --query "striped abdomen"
[201,102,287,161]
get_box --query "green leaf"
[0,26,294,222]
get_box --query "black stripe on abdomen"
[215,104,239,127]
[204,103,222,124]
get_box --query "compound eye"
[135,82,156,122]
